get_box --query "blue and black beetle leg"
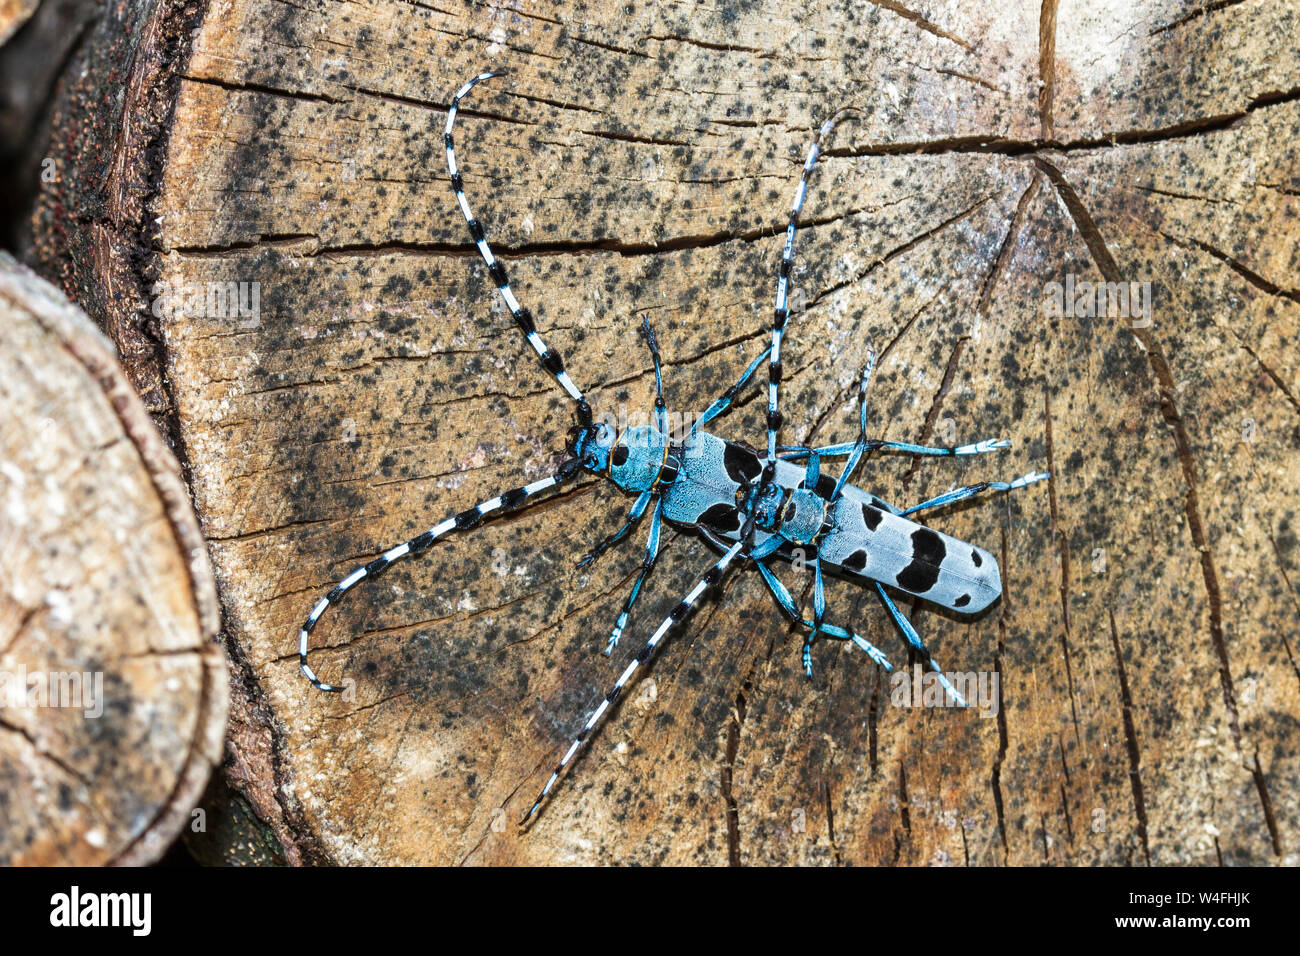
[775,444,839,462]
[869,437,1012,457]
[300,460,582,691]
[751,547,891,674]
[446,72,592,427]
[780,437,1013,459]
[639,316,669,437]
[874,582,967,707]
[688,346,771,442]
[578,488,655,568]
[580,317,675,569]
[802,555,831,678]
[802,447,822,491]
[698,527,892,675]
[603,497,664,655]
[521,539,747,825]
[900,472,1050,518]
[748,551,819,676]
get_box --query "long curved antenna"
[445,72,593,425]
[766,107,861,462]
[299,459,581,691]
[520,539,745,825]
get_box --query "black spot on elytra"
[722,442,762,485]
[814,473,837,498]
[862,504,883,531]
[971,549,982,567]
[842,549,868,572]
[954,594,972,608]
[895,527,946,593]
[698,503,743,533]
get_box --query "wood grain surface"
[26,0,1300,865]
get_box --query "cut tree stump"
[26,0,1299,865]
[0,253,226,865]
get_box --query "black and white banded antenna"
[445,71,593,426]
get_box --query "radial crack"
[1109,610,1151,865]
[1038,157,1244,756]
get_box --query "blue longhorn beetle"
[299,72,1049,824]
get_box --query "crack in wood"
[831,84,1300,158]
[641,32,774,57]
[1108,609,1151,865]
[1236,341,1300,417]
[1159,228,1300,307]
[976,174,1039,317]
[822,774,842,866]
[1148,0,1248,36]
[1251,749,1283,856]
[861,0,975,52]
[1037,158,1249,795]
[896,761,912,840]
[504,88,605,116]
[1134,183,1239,207]
[721,672,751,866]
[166,204,884,261]
[1264,531,1300,689]
[1038,0,1059,140]
[0,717,96,790]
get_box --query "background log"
[0,1,37,46]
[24,0,1299,865]
[0,254,226,865]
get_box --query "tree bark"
[26,0,1299,865]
